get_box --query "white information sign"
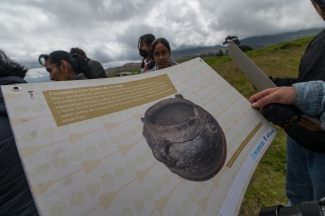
[2,58,276,216]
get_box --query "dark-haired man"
[69,47,107,78]
[0,50,38,215]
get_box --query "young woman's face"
[45,60,69,81]
[152,42,171,70]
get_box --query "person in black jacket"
[0,50,38,215]
[268,0,325,206]
[69,47,107,78]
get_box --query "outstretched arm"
[249,86,295,108]
[249,81,325,131]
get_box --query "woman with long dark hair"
[138,34,156,73]
[38,50,96,81]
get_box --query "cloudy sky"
[1,0,324,81]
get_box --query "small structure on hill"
[117,72,136,77]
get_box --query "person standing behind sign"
[138,34,156,73]
[38,50,96,81]
[256,0,325,206]
[0,50,38,215]
[69,47,107,78]
[147,38,178,72]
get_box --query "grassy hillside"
[201,36,314,216]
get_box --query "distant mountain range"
[240,28,323,48]
[106,27,323,72]
[171,28,323,58]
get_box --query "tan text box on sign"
[43,74,177,126]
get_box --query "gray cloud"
[200,0,323,39]
[91,46,114,63]
[0,0,324,68]
[24,68,51,83]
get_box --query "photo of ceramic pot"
[141,94,227,181]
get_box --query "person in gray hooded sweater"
[0,50,38,215]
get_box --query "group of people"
[138,35,178,73]
[1,0,325,215]
[37,36,177,82]
[38,47,107,81]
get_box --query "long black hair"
[0,50,28,78]
[313,0,325,21]
[38,50,95,79]
[138,34,156,70]
[69,47,87,59]
[138,34,155,49]
[138,34,156,49]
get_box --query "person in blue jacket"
[0,50,38,215]
[251,0,325,206]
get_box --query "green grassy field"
[201,36,314,216]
